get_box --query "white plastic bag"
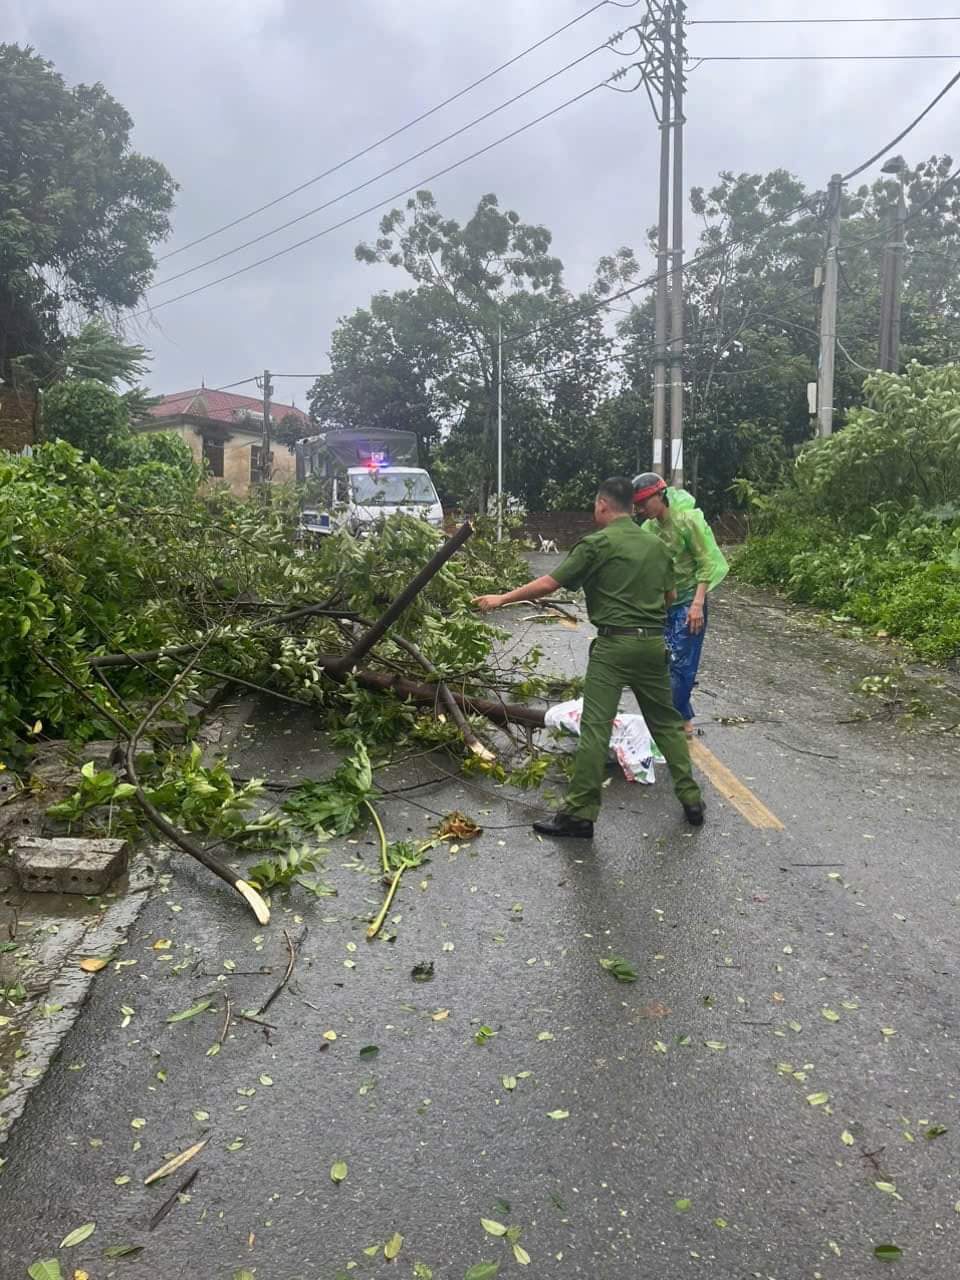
[543,698,660,785]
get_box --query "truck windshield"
[351,472,437,506]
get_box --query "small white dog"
[537,534,559,554]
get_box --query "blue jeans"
[665,600,708,722]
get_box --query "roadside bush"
[734,364,960,662]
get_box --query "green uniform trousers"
[562,634,703,821]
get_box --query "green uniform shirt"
[640,489,729,604]
[551,516,675,629]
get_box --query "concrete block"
[13,836,129,895]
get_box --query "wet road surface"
[2,570,960,1279]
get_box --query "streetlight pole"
[497,317,503,543]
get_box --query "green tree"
[0,44,176,379]
[354,191,567,510]
[42,379,132,466]
[618,156,960,514]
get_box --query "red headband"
[633,481,666,503]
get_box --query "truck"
[295,428,443,538]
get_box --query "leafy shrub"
[734,365,960,663]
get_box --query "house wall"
[138,421,297,496]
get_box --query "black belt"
[596,625,663,638]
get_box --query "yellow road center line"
[690,740,785,831]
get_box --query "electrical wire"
[689,15,960,24]
[158,0,629,263]
[842,66,960,180]
[690,53,960,60]
[150,38,623,291]
[134,72,632,321]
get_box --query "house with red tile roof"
[137,388,310,495]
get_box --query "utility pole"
[669,0,686,484]
[496,318,503,544]
[879,158,907,372]
[651,6,673,478]
[261,368,273,485]
[817,175,843,437]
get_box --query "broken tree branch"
[326,521,474,676]
[257,927,303,1015]
[345,614,495,761]
[37,652,270,925]
[87,601,356,670]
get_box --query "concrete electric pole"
[651,8,673,479]
[879,157,907,373]
[669,0,686,485]
[261,368,273,484]
[816,175,843,437]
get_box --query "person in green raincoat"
[632,474,728,738]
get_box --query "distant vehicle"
[296,507,332,542]
[295,429,443,537]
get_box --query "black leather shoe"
[683,800,706,827]
[532,813,594,839]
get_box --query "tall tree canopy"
[312,159,960,516]
[0,44,176,380]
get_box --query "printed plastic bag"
[544,698,661,785]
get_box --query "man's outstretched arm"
[472,575,561,612]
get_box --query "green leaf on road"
[547,1109,570,1120]
[359,1045,379,1059]
[331,1161,348,1185]
[102,1245,143,1259]
[481,1219,507,1237]
[233,1271,256,1280]
[512,1243,531,1265]
[925,1125,948,1140]
[704,1041,726,1051]
[465,1265,501,1280]
[675,1199,692,1212]
[414,1266,434,1280]
[384,1232,404,1259]
[874,1244,903,1262]
[501,1076,517,1091]
[166,1000,212,1023]
[27,1262,63,1280]
[60,1222,96,1247]
[806,1091,830,1106]
[821,1008,840,1022]
[475,1025,496,1045]
[875,1181,903,1201]
[599,956,638,983]
[841,1130,856,1146]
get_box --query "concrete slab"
[13,836,129,895]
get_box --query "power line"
[157,0,626,263]
[688,15,960,24]
[842,66,960,180]
[134,71,634,320]
[151,38,620,291]
[691,53,960,60]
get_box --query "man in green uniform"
[472,476,705,838]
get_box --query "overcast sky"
[4,0,959,410]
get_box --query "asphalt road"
[2,569,960,1280]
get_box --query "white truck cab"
[346,464,443,533]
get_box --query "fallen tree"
[3,444,568,917]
